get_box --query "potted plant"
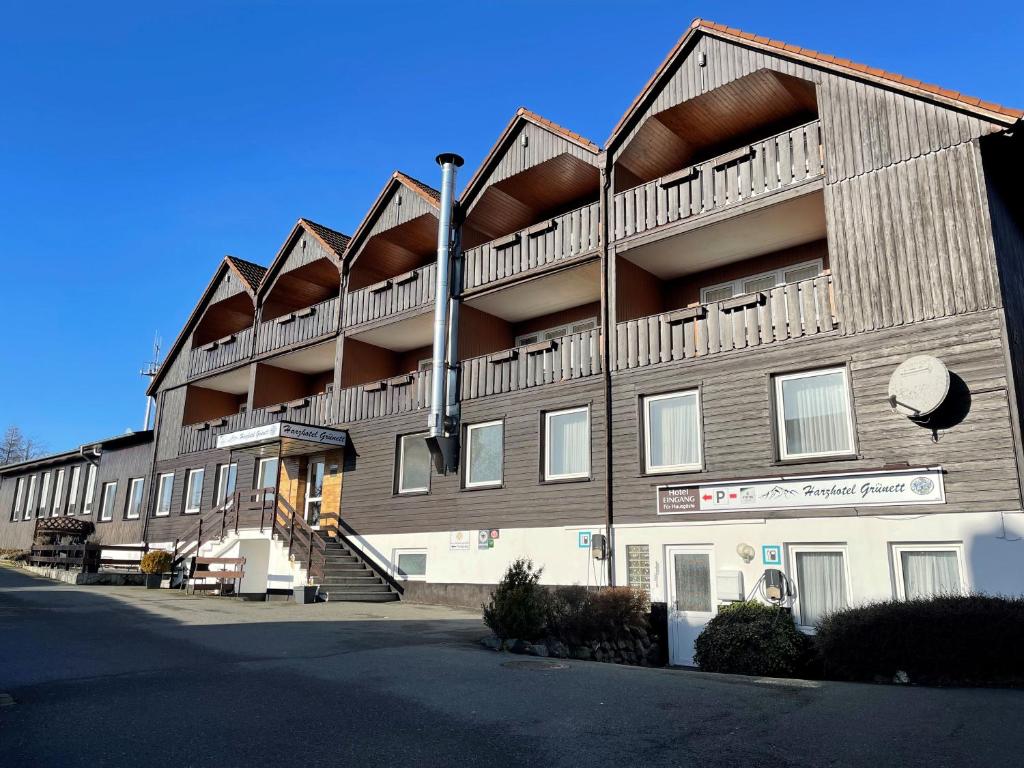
[140,550,172,589]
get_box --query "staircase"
[316,533,400,603]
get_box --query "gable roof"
[147,256,262,395]
[300,218,351,260]
[256,218,350,299]
[459,107,599,208]
[607,18,1022,150]
[343,171,440,268]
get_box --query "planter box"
[145,573,162,589]
[294,585,319,604]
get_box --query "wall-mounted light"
[736,543,755,564]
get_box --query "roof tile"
[224,256,267,293]
[299,219,350,259]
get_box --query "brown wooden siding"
[611,309,1020,524]
[91,441,152,544]
[254,296,339,355]
[344,262,436,329]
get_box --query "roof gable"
[257,219,349,300]
[343,172,440,270]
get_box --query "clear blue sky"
[1,0,1021,453]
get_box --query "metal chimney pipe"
[444,225,463,430]
[428,152,464,439]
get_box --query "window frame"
[154,472,174,517]
[125,477,145,520]
[641,389,703,475]
[11,477,25,522]
[700,259,824,304]
[25,474,39,520]
[787,543,852,631]
[67,465,81,515]
[773,366,856,462]
[464,420,504,490]
[99,481,118,522]
[543,405,591,482]
[255,457,279,491]
[184,468,205,515]
[215,462,238,507]
[52,468,66,516]
[38,471,52,517]
[396,432,431,495]
[891,543,967,600]
[393,547,428,581]
[82,464,97,515]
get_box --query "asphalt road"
[2,566,1022,768]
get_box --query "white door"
[305,457,325,529]
[666,545,716,667]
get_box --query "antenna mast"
[140,333,162,430]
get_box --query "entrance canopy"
[215,421,348,457]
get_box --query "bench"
[186,556,245,596]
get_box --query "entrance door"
[305,457,325,529]
[666,545,716,667]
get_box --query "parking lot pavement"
[3,565,1024,768]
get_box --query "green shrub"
[483,559,547,641]
[546,586,649,645]
[694,601,810,677]
[140,550,173,575]
[815,595,1024,686]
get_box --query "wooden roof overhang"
[343,172,441,290]
[256,219,348,307]
[460,108,601,249]
[147,257,264,396]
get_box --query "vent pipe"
[427,152,463,471]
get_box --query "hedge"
[693,601,810,677]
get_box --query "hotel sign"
[215,421,348,450]
[656,467,945,515]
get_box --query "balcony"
[255,296,339,356]
[343,261,436,330]
[335,368,433,424]
[179,391,334,454]
[462,200,601,293]
[611,120,824,243]
[188,326,255,378]
[614,273,836,371]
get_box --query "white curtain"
[796,552,847,626]
[782,371,851,455]
[401,435,431,491]
[901,551,961,598]
[648,393,699,469]
[548,410,589,477]
[469,423,503,485]
[673,553,711,612]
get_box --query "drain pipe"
[427,152,464,472]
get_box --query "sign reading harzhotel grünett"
[656,467,945,515]
[215,422,348,450]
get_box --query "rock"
[508,639,531,654]
[572,646,592,661]
[527,643,549,657]
[617,639,630,651]
[546,640,569,658]
[480,635,502,651]
[894,670,910,685]
[634,640,646,657]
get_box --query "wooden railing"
[29,543,150,572]
[612,120,824,242]
[335,369,433,424]
[461,328,603,400]
[614,274,836,371]
[255,296,339,355]
[343,262,436,329]
[178,392,333,454]
[463,200,601,292]
[188,325,255,378]
[271,495,326,584]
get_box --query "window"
[515,317,598,346]
[155,473,174,517]
[626,544,651,599]
[184,468,205,514]
[38,471,52,517]
[215,462,238,506]
[25,475,38,520]
[67,466,81,515]
[417,358,433,372]
[394,549,427,580]
[465,421,503,488]
[10,478,25,522]
[125,478,145,520]
[52,468,65,516]
[397,433,431,494]
[82,464,97,515]
[544,407,590,481]
[643,390,702,473]
[791,545,850,629]
[256,458,279,491]
[892,544,965,599]
[700,259,823,304]
[99,481,117,522]
[774,367,855,460]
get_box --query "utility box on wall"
[717,570,744,602]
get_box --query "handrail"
[170,493,243,570]
[271,495,326,583]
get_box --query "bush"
[815,595,1024,686]
[694,601,810,677]
[140,550,173,575]
[0,548,28,562]
[546,586,649,645]
[483,559,547,641]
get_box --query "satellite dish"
[888,355,950,418]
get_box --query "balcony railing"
[343,262,436,329]
[612,120,824,242]
[336,369,433,424]
[614,274,836,371]
[463,200,601,292]
[178,391,334,454]
[188,326,255,379]
[255,296,339,355]
[461,328,603,401]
